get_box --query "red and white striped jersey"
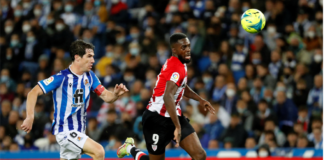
[146,56,187,117]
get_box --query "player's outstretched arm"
[163,81,182,147]
[21,85,44,133]
[184,85,215,114]
[99,83,129,103]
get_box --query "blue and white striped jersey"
[38,67,101,135]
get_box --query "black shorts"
[142,110,195,155]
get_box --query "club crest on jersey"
[77,136,83,141]
[43,76,54,86]
[170,72,180,83]
[85,79,89,85]
[152,144,157,151]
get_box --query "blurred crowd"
[0,0,323,154]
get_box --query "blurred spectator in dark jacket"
[294,63,313,89]
[0,83,15,103]
[0,68,16,93]
[284,131,298,148]
[109,0,129,27]
[201,111,224,148]
[252,99,278,137]
[220,113,248,148]
[21,31,42,62]
[0,100,11,126]
[274,91,298,134]
[236,99,253,131]
[231,39,248,84]
[51,18,74,51]
[211,75,226,102]
[251,35,271,65]
[250,77,265,104]
[309,48,323,77]
[258,119,286,147]
[268,50,283,81]
[257,64,276,89]
[293,79,309,106]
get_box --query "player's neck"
[70,63,84,76]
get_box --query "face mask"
[131,33,140,39]
[169,5,178,12]
[18,129,27,136]
[1,76,9,82]
[23,2,31,9]
[307,31,315,39]
[94,0,101,6]
[106,52,113,57]
[320,0,323,6]
[47,19,54,25]
[56,24,64,31]
[4,26,13,34]
[2,6,8,12]
[117,37,125,44]
[124,76,134,82]
[252,59,261,65]
[14,10,22,17]
[203,77,212,84]
[26,36,35,43]
[158,50,166,55]
[84,10,92,15]
[65,5,73,12]
[276,86,286,92]
[265,97,272,103]
[121,97,129,104]
[42,0,50,5]
[226,89,235,97]
[130,48,139,56]
[83,37,92,43]
[314,54,322,63]
[267,27,276,34]
[237,107,246,114]
[111,0,119,4]
[259,151,268,157]
[10,40,19,47]
[34,9,42,16]
[6,55,12,60]
[242,6,249,12]
[22,24,31,33]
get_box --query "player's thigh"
[83,137,105,157]
[148,153,165,160]
[180,132,206,159]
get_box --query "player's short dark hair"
[70,39,95,61]
[170,33,187,46]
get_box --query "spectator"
[237,77,248,97]
[235,99,253,131]
[251,35,271,65]
[60,1,78,30]
[98,109,121,142]
[245,137,257,149]
[309,48,323,76]
[307,75,323,114]
[0,100,11,126]
[250,77,265,103]
[257,64,276,89]
[218,64,235,84]
[201,111,224,148]
[294,63,313,89]
[221,83,238,114]
[268,50,283,80]
[109,0,129,26]
[87,117,102,142]
[273,91,298,134]
[297,135,314,148]
[257,144,271,158]
[284,131,298,148]
[231,39,248,83]
[252,99,278,137]
[51,18,74,51]
[211,75,226,102]
[0,68,16,93]
[294,122,306,137]
[244,64,256,89]
[296,107,309,132]
[308,128,323,149]
[220,113,248,148]
[258,119,286,147]
[293,79,309,106]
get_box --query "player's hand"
[21,117,34,133]
[200,99,216,115]
[174,127,181,147]
[114,83,129,97]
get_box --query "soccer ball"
[241,9,266,33]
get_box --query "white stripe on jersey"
[83,76,90,132]
[64,74,74,132]
[53,77,65,135]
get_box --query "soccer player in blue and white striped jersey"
[21,40,129,160]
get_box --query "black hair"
[69,39,95,61]
[259,99,268,105]
[169,33,187,46]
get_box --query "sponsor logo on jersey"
[43,76,54,85]
[170,72,180,83]
[152,144,157,151]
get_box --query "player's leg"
[179,116,206,160]
[83,137,105,160]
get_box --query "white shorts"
[55,130,89,159]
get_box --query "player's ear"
[171,45,176,54]
[74,55,80,62]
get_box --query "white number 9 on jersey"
[152,134,159,144]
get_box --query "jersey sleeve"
[90,71,102,92]
[38,74,64,94]
[164,64,185,87]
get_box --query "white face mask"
[22,24,31,33]
[23,2,31,9]
[307,31,315,39]
[314,54,322,63]
[111,0,119,4]
[226,89,235,97]
[5,26,13,34]
[259,151,269,157]
[267,27,276,34]
[169,5,178,13]
[56,24,64,31]
[34,9,42,16]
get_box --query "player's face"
[173,38,191,63]
[80,49,95,72]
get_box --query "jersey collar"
[68,65,83,77]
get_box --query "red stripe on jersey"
[177,108,182,115]
[160,104,167,116]
[175,89,184,106]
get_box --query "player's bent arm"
[184,85,205,102]
[99,89,119,103]
[163,81,181,128]
[21,85,44,133]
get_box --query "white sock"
[126,144,134,154]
